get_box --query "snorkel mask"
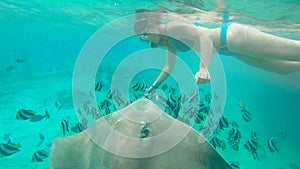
[139,32,158,48]
[139,32,150,43]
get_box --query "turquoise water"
[1,0,300,168]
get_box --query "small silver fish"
[188,90,198,103]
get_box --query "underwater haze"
[0,0,300,169]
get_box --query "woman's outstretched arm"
[195,35,214,84]
[147,46,177,93]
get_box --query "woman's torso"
[165,21,221,53]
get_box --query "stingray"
[50,98,231,169]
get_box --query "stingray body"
[50,98,231,169]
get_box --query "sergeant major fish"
[0,140,21,157]
[32,149,49,162]
[16,109,37,120]
[16,109,49,122]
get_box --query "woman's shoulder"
[166,21,191,28]
[165,21,198,35]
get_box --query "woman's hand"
[195,70,210,84]
[144,85,157,98]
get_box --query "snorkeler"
[134,10,300,93]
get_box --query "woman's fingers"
[195,71,210,84]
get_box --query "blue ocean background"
[0,0,300,168]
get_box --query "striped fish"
[106,89,115,99]
[228,127,242,151]
[231,121,239,128]
[195,112,206,124]
[61,119,69,136]
[152,93,169,109]
[0,141,21,157]
[166,94,181,118]
[218,116,230,130]
[95,81,103,92]
[290,163,300,169]
[228,128,242,141]
[209,136,226,150]
[99,99,111,110]
[204,93,211,104]
[229,161,240,169]
[266,137,280,153]
[197,102,206,112]
[112,90,126,107]
[168,86,176,95]
[71,123,84,133]
[131,81,148,91]
[244,138,259,159]
[242,109,252,122]
[16,109,37,120]
[32,149,49,162]
[160,83,168,91]
[250,131,258,140]
[238,101,246,112]
[104,106,111,115]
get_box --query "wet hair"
[134,19,161,35]
[135,9,162,20]
[134,9,162,35]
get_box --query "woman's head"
[134,19,162,35]
[134,10,166,47]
